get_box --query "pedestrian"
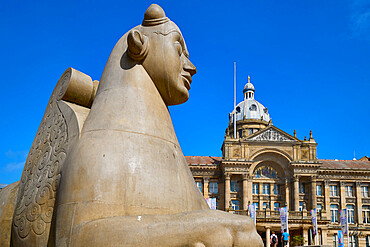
[281,229,290,247]
[270,231,278,247]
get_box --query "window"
[366,235,370,247]
[196,181,202,192]
[362,186,369,198]
[345,186,353,197]
[263,184,270,195]
[209,182,218,194]
[249,104,257,111]
[316,185,322,196]
[238,129,243,138]
[299,202,304,211]
[253,183,259,194]
[317,204,322,212]
[254,202,259,211]
[330,185,338,197]
[263,202,269,210]
[330,204,339,223]
[231,180,239,192]
[254,166,279,179]
[249,129,253,135]
[231,200,239,211]
[347,205,355,223]
[349,235,357,247]
[273,184,280,195]
[299,182,305,194]
[254,128,259,133]
[363,206,370,224]
[274,202,280,211]
[333,234,338,247]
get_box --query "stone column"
[356,181,363,224]
[321,229,328,245]
[324,181,330,216]
[242,174,248,210]
[203,177,209,199]
[294,175,300,211]
[247,176,253,206]
[259,182,263,210]
[311,176,317,209]
[224,173,231,210]
[266,227,271,247]
[340,181,346,210]
[285,179,290,211]
[303,228,309,246]
[270,183,275,211]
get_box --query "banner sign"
[340,209,348,235]
[338,230,343,245]
[248,203,256,225]
[280,207,288,233]
[311,208,318,235]
[206,198,217,210]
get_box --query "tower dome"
[231,76,271,123]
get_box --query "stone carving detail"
[330,198,340,203]
[232,148,241,158]
[363,199,370,204]
[249,128,294,142]
[346,198,356,203]
[294,169,316,174]
[12,70,70,242]
[317,197,324,202]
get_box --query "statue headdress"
[142,4,169,26]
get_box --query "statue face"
[142,22,197,106]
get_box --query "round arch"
[249,149,292,179]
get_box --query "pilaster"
[224,173,231,210]
[294,175,300,211]
[311,176,317,210]
[356,181,363,224]
[203,176,210,199]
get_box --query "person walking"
[270,231,278,247]
[281,229,290,247]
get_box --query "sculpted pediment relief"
[247,127,296,142]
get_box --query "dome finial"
[248,75,250,83]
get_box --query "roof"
[185,156,370,170]
[185,156,221,165]
[319,159,370,170]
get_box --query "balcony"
[229,209,329,222]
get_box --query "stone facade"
[187,80,370,247]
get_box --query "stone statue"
[0,4,263,246]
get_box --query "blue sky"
[1,0,369,184]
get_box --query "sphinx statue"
[0,4,263,247]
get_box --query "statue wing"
[11,68,98,246]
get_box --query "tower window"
[238,129,243,138]
[249,104,257,111]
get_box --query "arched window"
[249,104,257,111]
[253,165,279,179]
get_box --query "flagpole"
[233,62,236,138]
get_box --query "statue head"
[127,4,197,106]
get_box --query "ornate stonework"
[249,128,294,142]
[12,70,71,244]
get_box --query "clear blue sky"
[1,0,369,184]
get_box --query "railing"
[229,209,327,221]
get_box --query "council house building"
[186,77,370,247]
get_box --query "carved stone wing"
[11,68,98,247]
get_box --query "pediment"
[247,126,297,142]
